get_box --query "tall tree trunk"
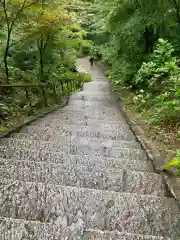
[38,36,44,83]
[4,32,11,84]
[144,26,154,53]
[40,53,44,82]
[144,27,149,53]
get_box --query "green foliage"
[163,150,180,176]
[0,0,88,127]
[131,39,180,125]
[163,130,180,176]
[0,102,9,119]
[135,39,179,91]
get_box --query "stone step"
[70,91,115,101]
[39,113,125,123]
[83,81,109,85]
[63,105,121,116]
[0,139,147,160]
[84,81,109,85]
[9,134,141,149]
[40,110,125,121]
[85,229,166,240]
[21,121,130,133]
[0,145,148,164]
[83,82,110,92]
[29,118,130,129]
[0,159,165,196]
[0,151,153,172]
[0,217,166,239]
[20,125,136,141]
[0,179,178,236]
[67,99,116,108]
[53,102,120,111]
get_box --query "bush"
[129,39,180,125]
[163,132,180,176]
[134,39,179,92]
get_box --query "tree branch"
[0,0,10,32]
[9,37,30,48]
[9,0,27,33]
[171,0,180,25]
[133,0,141,8]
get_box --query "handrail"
[0,78,81,111]
[0,80,74,88]
[0,84,45,87]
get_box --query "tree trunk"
[144,26,154,54]
[4,33,10,84]
[39,37,44,83]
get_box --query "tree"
[0,0,87,84]
[0,0,37,83]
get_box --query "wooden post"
[53,84,58,103]
[24,87,32,107]
[70,79,73,92]
[41,85,48,107]
[67,79,70,93]
[60,79,64,93]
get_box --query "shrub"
[134,39,179,92]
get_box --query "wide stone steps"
[0,159,165,196]
[0,217,166,239]
[0,61,176,239]
[0,142,147,160]
[0,179,178,237]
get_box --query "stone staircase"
[0,59,179,239]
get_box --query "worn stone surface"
[0,179,179,236]
[69,91,115,101]
[0,217,84,240]
[62,106,123,119]
[0,160,165,196]
[33,110,125,121]
[26,118,130,129]
[0,137,142,151]
[67,100,114,109]
[0,218,166,240]
[83,81,110,92]
[43,109,126,121]
[21,122,132,134]
[0,59,178,239]
[25,119,130,131]
[20,124,136,142]
[0,155,153,172]
[0,144,147,160]
[84,229,166,240]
